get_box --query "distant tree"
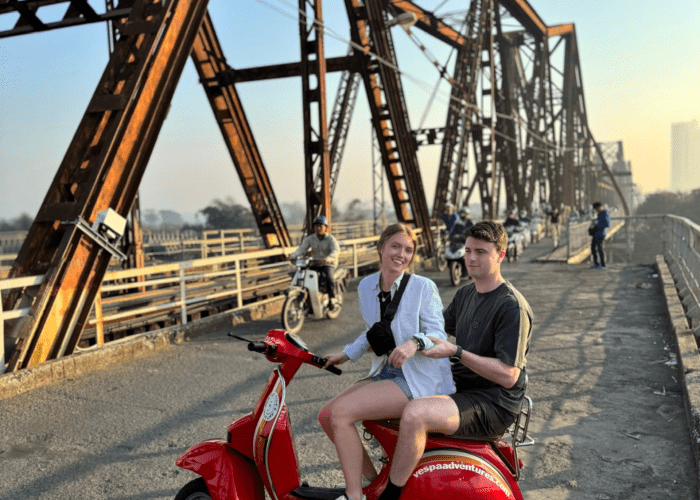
[159,210,183,229]
[635,190,700,225]
[0,213,33,231]
[341,198,371,221]
[200,197,256,229]
[280,201,305,226]
[142,209,161,229]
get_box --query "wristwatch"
[449,345,463,364]
[411,336,425,351]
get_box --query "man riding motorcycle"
[448,207,474,244]
[288,215,340,306]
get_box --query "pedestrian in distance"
[590,202,610,270]
[319,223,456,500]
[550,207,561,248]
[376,221,533,500]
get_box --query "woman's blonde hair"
[377,223,417,265]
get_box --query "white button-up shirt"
[343,272,456,399]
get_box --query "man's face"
[314,223,327,237]
[594,205,604,213]
[464,236,504,280]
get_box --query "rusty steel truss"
[2,0,629,371]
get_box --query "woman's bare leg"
[327,381,409,500]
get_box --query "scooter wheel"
[282,292,306,334]
[450,261,462,286]
[175,478,211,500]
[436,252,447,272]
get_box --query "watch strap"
[450,345,463,363]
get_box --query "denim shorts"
[371,363,413,400]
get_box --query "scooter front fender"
[176,440,265,500]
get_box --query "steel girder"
[431,0,487,218]
[386,0,630,218]
[190,12,292,248]
[0,0,133,38]
[344,0,435,255]
[299,0,332,230]
[323,58,362,201]
[4,0,210,371]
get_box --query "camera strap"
[382,273,411,323]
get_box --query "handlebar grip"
[325,364,343,375]
[247,342,268,353]
[310,355,343,375]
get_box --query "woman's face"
[379,233,414,275]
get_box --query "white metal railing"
[663,215,700,335]
[565,210,624,261]
[0,234,383,373]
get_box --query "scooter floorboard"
[291,485,347,500]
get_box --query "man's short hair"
[592,202,603,209]
[465,221,508,253]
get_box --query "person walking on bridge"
[590,202,610,270]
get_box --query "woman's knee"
[318,401,335,431]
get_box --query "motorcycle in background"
[505,225,526,263]
[444,238,469,286]
[281,258,347,334]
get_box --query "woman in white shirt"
[319,223,455,500]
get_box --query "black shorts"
[449,391,518,438]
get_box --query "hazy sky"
[1,0,699,222]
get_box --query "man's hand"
[320,257,328,265]
[388,340,418,368]
[323,352,349,369]
[422,336,458,359]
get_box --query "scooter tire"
[326,302,342,319]
[281,292,306,334]
[436,252,448,272]
[450,261,462,286]
[174,478,211,500]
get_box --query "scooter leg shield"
[176,440,265,500]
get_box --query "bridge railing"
[664,215,700,338]
[0,233,384,372]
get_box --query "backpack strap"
[383,273,411,322]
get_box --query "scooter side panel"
[176,440,265,500]
[400,449,518,500]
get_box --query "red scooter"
[174,329,532,500]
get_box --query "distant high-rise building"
[670,120,700,191]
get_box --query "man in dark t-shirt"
[378,221,533,500]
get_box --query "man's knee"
[400,400,435,432]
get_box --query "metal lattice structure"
[2,0,631,371]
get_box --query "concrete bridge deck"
[0,237,697,499]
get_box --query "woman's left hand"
[388,340,418,368]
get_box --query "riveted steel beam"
[345,0,434,255]
[190,12,291,248]
[299,0,332,229]
[5,0,210,371]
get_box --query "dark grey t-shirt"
[443,281,533,414]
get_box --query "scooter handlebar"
[247,342,269,353]
[310,354,342,376]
